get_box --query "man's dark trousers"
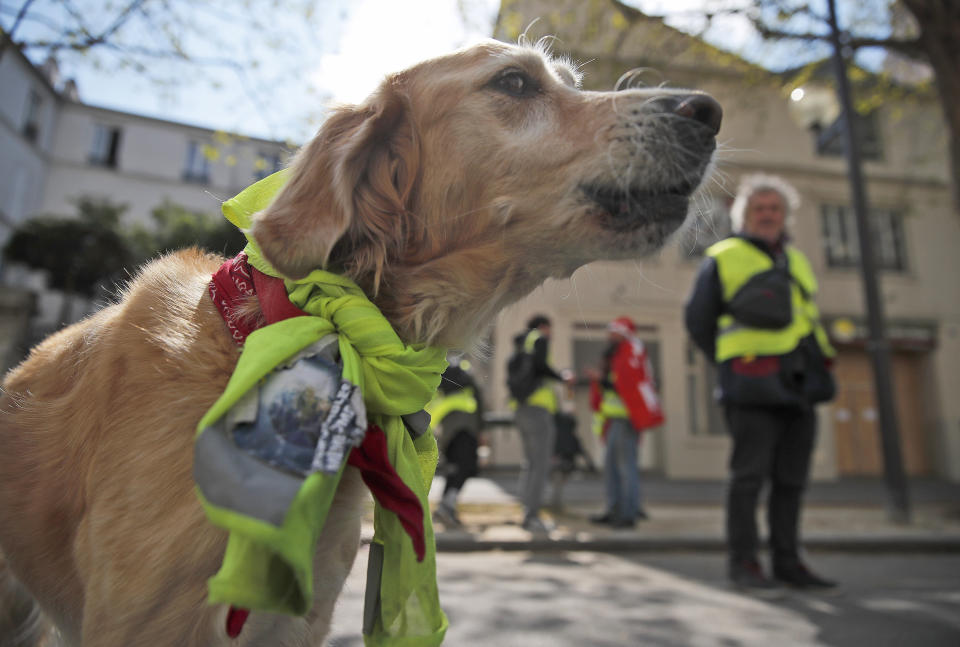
[724,404,816,569]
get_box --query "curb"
[432,534,960,554]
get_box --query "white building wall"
[41,163,225,224]
[1,49,293,340]
[0,48,58,243]
[0,131,47,226]
[42,104,291,225]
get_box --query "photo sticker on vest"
[230,351,367,477]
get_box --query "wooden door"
[890,353,930,475]
[832,350,929,475]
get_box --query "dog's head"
[252,40,720,346]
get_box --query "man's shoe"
[773,562,838,589]
[636,509,650,521]
[611,518,636,529]
[589,512,615,525]
[522,515,551,534]
[729,560,780,595]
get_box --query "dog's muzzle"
[583,92,722,232]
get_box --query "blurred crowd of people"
[427,174,838,592]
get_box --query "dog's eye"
[493,70,538,98]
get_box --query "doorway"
[832,349,930,475]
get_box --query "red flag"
[610,339,665,431]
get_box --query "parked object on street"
[549,402,597,510]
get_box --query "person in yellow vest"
[510,315,571,533]
[587,316,665,529]
[685,174,838,592]
[426,361,483,528]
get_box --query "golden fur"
[0,40,719,646]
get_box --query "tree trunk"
[903,0,960,215]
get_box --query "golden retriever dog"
[0,39,720,646]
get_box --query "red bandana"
[208,253,259,343]
[210,253,427,637]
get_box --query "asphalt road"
[328,549,960,646]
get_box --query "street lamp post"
[825,0,910,523]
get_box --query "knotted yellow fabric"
[195,171,449,645]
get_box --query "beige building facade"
[478,0,960,482]
[0,45,292,339]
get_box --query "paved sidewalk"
[367,470,960,553]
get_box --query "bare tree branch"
[97,0,147,44]
[0,6,62,35]
[60,1,96,44]
[0,0,38,60]
[748,16,926,59]
[31,0,150,56]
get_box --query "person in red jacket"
[588,317,664,528]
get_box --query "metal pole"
[826,0,910,523]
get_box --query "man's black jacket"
[513,331,563,382]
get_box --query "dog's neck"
[361,242,577,349]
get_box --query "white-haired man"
[685,174,837,592]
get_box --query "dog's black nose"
[673,94,723,135]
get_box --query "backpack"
[726,267,793,329]
[506,350,538,402]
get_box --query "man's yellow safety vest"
[705,237,835,362]
[522,329,558,413]
[591,383,629,436]
[426,388,478,427]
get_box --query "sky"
[5,0,893,144]
[9,0,504,143]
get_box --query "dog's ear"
[251,78,419,281]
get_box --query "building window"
[254,151,285,180]
[821,204,908,271]
[183,141,211,184]
[815,112,883,160]
[22,89,43,142]
[677,195,731,260]
[89,125,122,168]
